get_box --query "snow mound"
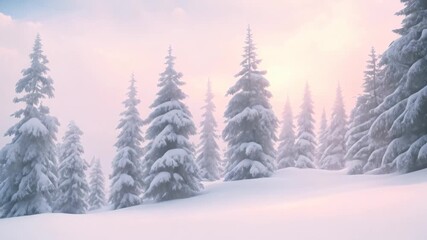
[0,168,427,240]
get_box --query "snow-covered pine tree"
[196,79,221,181]
[56,122,89,214]
[0,35,59,218]
[88,158,106,210]
[109,75,144,209]
[367,0,427,173]
[143,47,202,201]
[294,83,316,169]
[345,48,382,174]
[316,109,328,165]
[222,27,278,180]
[277,97,296,168]
[319,84,347,170]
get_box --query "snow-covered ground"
[1,168,426,240]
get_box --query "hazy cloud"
[0,0,403,176]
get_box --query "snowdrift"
[0,168,426,240]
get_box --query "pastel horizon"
[0,0,403,176]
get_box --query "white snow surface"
[1,168,427,240]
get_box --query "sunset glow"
[0,0,402,176]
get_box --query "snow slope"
[1,168,426,240]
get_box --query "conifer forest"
[0,0,426,239]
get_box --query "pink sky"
[0,0,403,175]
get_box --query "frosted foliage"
[88,159,106,210]
[143,48,202,201]
[368,0,427,173]
[110,76,144,209]
[56,122,89,214]
[316,109,328,165]
[0,35,59,218]
[345,48,382,174]
[364,147,387,173]
[320,85,347,170]
[196,80,221,181]
[223,27,278,180]
[294,84,316,169]
[277,98,296,168]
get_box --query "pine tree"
[143,47,202,201]
[222,27,278,180]
[109,75,144,209]
[319,84,347,170]
[0,35,59,218]
[277,97,296,168]
[196,80,221,181]
[316,109,328,165]
[345,48,382,174]
[368,0,427,173]
[56,122,89,214]
[88,158,106,210]
[294,84,316,169]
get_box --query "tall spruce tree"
[196,80,221,181]
[277,97,296,168]
[368,0,427,173]
[143,47,202,201]
[223,27,278,180]
[0,35,59,218]
[109,75,144,209]
[319,84,347,170]
[345,48,382,174]
[56,122,89,214]
[294,84,316,169]
[88,158,106,210]
[316,109,328,165]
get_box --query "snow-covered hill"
[1,168,426,240]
